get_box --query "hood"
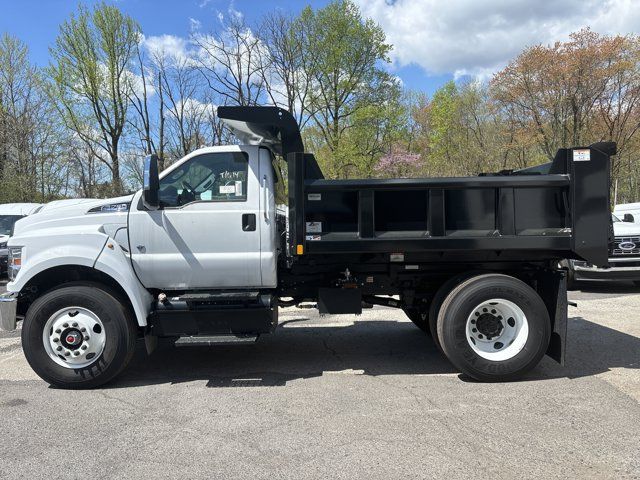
[613,221,640,237]
[12,195,134,237]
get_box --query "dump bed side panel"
[287,144,612,267]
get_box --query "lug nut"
[81,345,87,350]
[80,327,86,332]
[53,338,59,343]
[55,329,61,334]
[72,322,78,327]
[64,351,70,356]
[84,336,90,341]
[63,323,69,328]
[56,346,62,351]
[73,351,80,356]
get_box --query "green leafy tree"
[297,0,397,178]
[49,2,140,194]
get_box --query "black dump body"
[217,106,613,270]
[288,145,613,267]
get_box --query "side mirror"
[623,213,635,223]
[143,154,160,210]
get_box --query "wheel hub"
[42,307,106,369]
[62,329,83,349]
[466,299,529,361]
[475,313,503,339]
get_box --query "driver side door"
[128,146,263,290]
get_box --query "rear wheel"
[22,284,137,389]
[437,274,550,382]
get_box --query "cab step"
[149,293,278,337]
[175,335,259,347]
[172,291,260,302]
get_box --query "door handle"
[242,213,256,231]
[262,175,269,221]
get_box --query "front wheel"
[437,274,550,382]
[22,284,137,389]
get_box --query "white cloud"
[142,34,191,64]
[355,0,640,78]
[178,97,217,118]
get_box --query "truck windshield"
[0,215,24,236]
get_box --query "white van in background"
[0,203,43,275]
[614,202,640,223]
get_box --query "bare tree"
[256,11,314,126]
[192,14,265,106]
[128,41,167,168]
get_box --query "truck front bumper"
[572,260,640,281]
[0,292,18,331]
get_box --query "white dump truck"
[0,107,613,388]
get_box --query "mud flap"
[538,270,568,365]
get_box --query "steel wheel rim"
[42,307,106,369]
[465,298,529,361]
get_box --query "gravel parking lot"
[1,279,639,479]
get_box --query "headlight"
[8,247,22,281]
[88,202,130,214]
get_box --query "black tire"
[428,273,479,354]
[437,274,551,382]
[402,307,430,334]
[22,284,137,389]
[633,281,640,287]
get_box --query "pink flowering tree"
[374,148,422,178]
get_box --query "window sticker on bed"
[306,221,322,233]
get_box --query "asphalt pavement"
[1,278,639,479]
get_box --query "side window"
[158,152,249,208]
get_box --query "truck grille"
[611,236,640,257]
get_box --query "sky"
[1,0,639,96]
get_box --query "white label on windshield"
[219,185,235,194]
[308,193,321,201]
[573,149,590,161]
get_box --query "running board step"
[171,291,260,302]
[175,335,259,347]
